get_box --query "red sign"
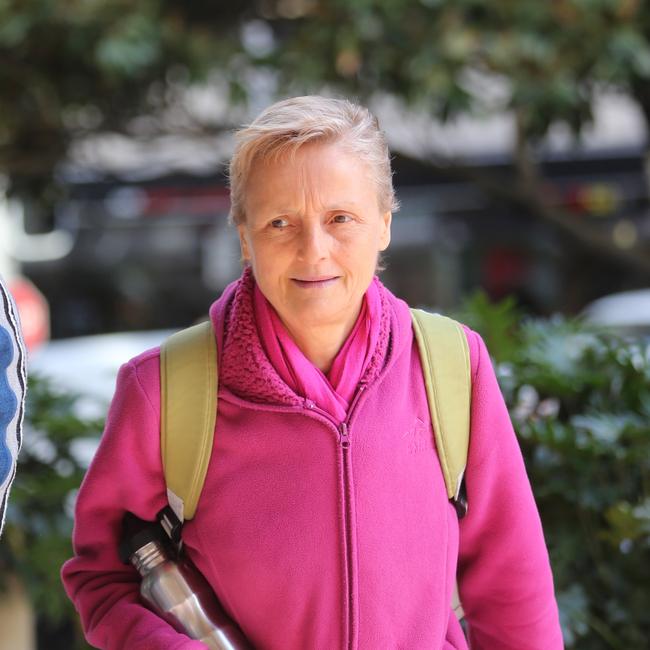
[9,276,50,352]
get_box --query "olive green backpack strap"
[411,309,471,621]
[159,320,218,535]
[410,309,471,513]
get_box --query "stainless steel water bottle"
[120,513,253,650]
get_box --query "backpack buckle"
[157,505,183,546]
[452,481,468,519]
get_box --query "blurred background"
[1,1,649,648]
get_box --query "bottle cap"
[119,512,168,564]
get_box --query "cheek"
[248,240,290,282]
[355,233,383,266]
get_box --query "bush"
[0,375,100,650]
[459,292,650,649]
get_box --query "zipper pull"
[339,422,350,448]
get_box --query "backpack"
[158,309,471,618]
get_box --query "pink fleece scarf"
[219,267,391,412]
[253,278,384,422]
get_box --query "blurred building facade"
[3,94,649,338]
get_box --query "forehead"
[244,141,378,213]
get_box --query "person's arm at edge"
[457,327,564,650]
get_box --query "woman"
[62,96,563,649]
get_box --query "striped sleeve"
[0,276,27,536]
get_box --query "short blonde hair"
[228,95,399,225]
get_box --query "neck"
[282,311,360,374]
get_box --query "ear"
[237,224,251,261]
[378,211,392,251]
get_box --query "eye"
[332,214,352,224]
[270,217,289,228]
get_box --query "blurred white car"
[28,329,173,413]
[582,289,650,337]
[27,329,173,466]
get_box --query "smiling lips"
[291,276,339,288]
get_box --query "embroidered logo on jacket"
[402,417,430,454]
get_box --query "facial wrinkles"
[248,143,379,224]
[284,152,334,220]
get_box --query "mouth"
[290,276,340,289]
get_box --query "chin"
[293,306,335,325]
[283,303,342,328]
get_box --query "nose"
[297,222,329,263]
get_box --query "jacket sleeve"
[457,329,564,650]
[61,358,208,650]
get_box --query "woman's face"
[238,141,392,336]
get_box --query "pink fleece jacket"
[61,275,563,650]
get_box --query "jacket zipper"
[303,383,368,650]
[235,385,369,650]
[338,420,355,650]
[338,383,367,650]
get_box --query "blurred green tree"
[2,0,650,272]
[0,1,251,205]
[255,0,650,272]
